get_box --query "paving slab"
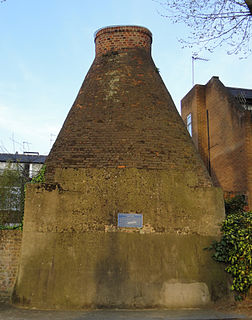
[0,304,250,320]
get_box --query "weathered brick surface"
[182,77,248,199]
[95,26,152,56]
[0,230,22,303]
[45,26,212,188]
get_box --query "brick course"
[95,26,152,56]
[0,230,22,303]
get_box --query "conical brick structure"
[45,26,210,183]
[13,26,228,310]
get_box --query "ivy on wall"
[209,195,252,300]
[30,165,46,184]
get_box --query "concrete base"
[13,232,229,309]
[13,168,228,309]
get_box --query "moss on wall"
[13,168,228,309]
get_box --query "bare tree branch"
[156,0,252,57]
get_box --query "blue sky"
[0,0,251,155]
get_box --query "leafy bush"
[30,165,46,183]
[224,195,247,215]
[210,195,252,300]
[0,223,21,230]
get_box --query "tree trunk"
[245,0,252,14]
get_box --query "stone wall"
[0,230,22,303]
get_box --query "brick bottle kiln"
[13,26,228,309]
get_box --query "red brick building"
[181,76,252,209]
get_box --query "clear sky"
[0,0,251,155]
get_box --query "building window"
[24,163,30,180]
[186,113,192,136]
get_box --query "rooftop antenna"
[9,133,22,153]
[23,141,32,153]
[192,55,209,86]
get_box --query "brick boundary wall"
[0,230,22,303]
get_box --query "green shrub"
[210,195,252,300]
[30,165,46,184]
[224,195,247,215]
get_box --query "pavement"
[0,304,251,320]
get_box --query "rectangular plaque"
[117,213,143,228]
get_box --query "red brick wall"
[181,77,248,196]
[181,86,199,146]
[181,85,209,170]
[245,110,252,209]
[196,85,209,171]
[95,26,152,56]
[205,78,247,193]
[0,230,22,303]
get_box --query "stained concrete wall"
[13,168,228,309]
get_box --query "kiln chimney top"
[94,25,152,56]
